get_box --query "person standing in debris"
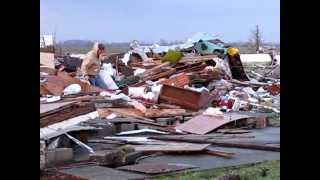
[81,42,108,89]
[225,47,250,81]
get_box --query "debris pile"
[40,33,280,179]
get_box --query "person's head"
[97,43,106,56]
[227,47,239,57]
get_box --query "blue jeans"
[88,75,108,90]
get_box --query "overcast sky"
[40,0,280,43]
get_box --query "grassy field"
[151,160,280,180]
[56,47,130,55]
[267,113,280,127]
[55,40,279,56]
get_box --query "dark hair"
[98,43,105,50]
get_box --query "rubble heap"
[40,34,280,179]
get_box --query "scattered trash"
[203,107,224,116]
[45,95,61,103]
[116,129,168,136]
[40,32,279,178]
[63,84,82,95]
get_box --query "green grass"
[267,113,280,127]
[59,47,130,55]
[151,160,280,180]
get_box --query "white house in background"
[70,54,86,59]
[40,35,54,48]
[240,54,272,65]
[40,35,55,68]
[274,55,280,65]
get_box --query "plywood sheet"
[40,101,76,114]
[176,113,252,135]
[40,52,55,68]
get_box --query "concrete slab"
[61,165,147,180]
[139,127,280,172]
[72,127,279,178]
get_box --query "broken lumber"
[228,79,270,87]
[131,143,211,153]
[216,129,250,134]
[204,149,235,159]
[178,54,217,64]
[142,61,170,78]
[159,73,190,88]
[142,68,176,81]
[145,108,187,118]
[97,108,145,120]
[159,84,214,111]
[40,72,103,96]
[106,118,181,134]
[40,102,96,128]
[149,136,280,152]
[210,141,280,152]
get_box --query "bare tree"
[249,25,263,53]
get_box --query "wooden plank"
[40,52,55,69]
[179,54,216,64]
[131,142,210,152]
[142,68,176,82]
[97,108,144,118]
[149,136,280,152]
[145,109,187,118]
[159,73,190,88]
[216,129,250,134]
[210,141,280,152]
[40,101,76,115]
[228,79,269,87]
[40,102,96,128]
[204,149,235,158]
[106,118,181,134]
[142,62,170,78]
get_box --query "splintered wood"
[145,109,187,118]
[97,108,144,118]
[40,102,96,128]
[97,108,187,119]
[132,142,210,152]
[40,72,103,96]
[160,73,190,88]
